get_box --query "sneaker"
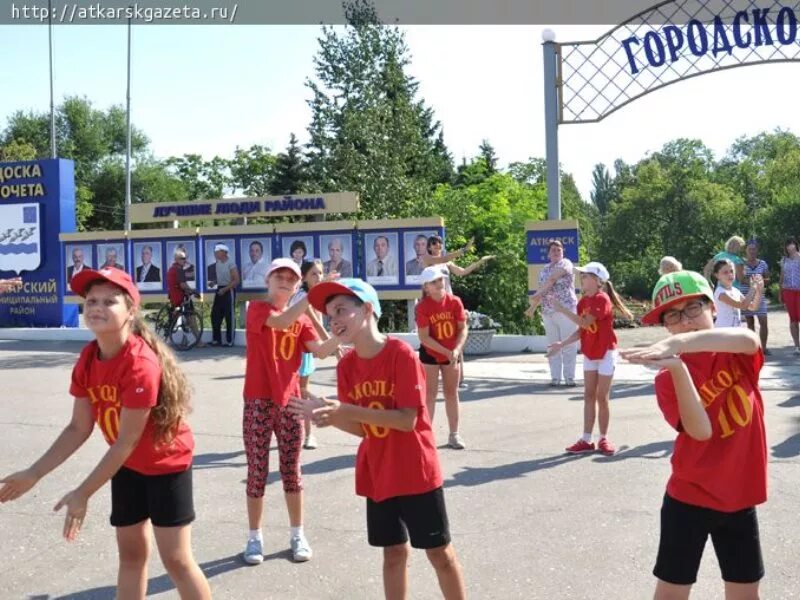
[597,438,616,456]
[303,434,318,450]
[565,439,595,454]
[794,347,800,356]
[458,381,469,390]
[549,379,560,387]
[564,379,577,387]
[243,538,264,565]
[291,534,312,562]
[448,432,466,450]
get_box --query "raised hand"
[0,278,23,294]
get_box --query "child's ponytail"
[132,315,192,445]
[604,280,634,321]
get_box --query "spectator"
[209,244,240,347]
[742,240,770,354]
[704,236,745,288]
[779,237,800,355]
[658,256,683,276]
[527,239,579,387]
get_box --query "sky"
[2,23,800,200]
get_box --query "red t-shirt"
[166,263,185,307]
[577,292,616,360]
[69,335,194,475]
[337,338,442,502]
[244,301,318,406]
[655,349,767,512]
[415,294,466,363]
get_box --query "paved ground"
[1,316,798,599]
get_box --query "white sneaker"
[243,538,263,565]
[303,433,318,449]
[291,534,312,562]
[448,432,466,450]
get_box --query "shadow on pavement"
[591,440,673,463]
[302,453,355,475]
[49,553,249,599]
[772,433,800,458]
[193,450,247,470]
[778,394,800,408]
[444,453,584,487]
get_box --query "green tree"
[1,96,149,230]
[228,144,277,197]
[0,139,37,161]
[478,139,498,174]
[164,154,228,200]
[589,163,615,216]
[305,0,452,218]
[269,134,308,195]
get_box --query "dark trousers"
[211,290,235,344]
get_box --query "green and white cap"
[641,270,714,326]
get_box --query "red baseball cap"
[70,267,141,307]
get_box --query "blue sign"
[622,7,800,75]
[0,159,79,327]
[526,229,579,264]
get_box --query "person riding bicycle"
[166,249,204,347]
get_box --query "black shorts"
[110,466,195,528]
[367,487,451,550]
[653,494,763,585]
[419,346,449,366]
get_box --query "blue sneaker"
[243,538,263,565]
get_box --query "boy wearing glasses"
[621,270,766,599]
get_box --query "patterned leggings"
[243,398,303,497]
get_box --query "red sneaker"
[597,438,616,455]
[565,439,595,454]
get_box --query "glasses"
[662,300,706,325]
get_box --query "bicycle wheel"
[152,304,172,341]
[168,307,203,351]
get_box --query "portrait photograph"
[281,236,314,267]
[364,231,399,286]
[133,242,163,291]
[240,237,272,289]
[64,243,93,286]
[166,240,197,288]
[403,230,437,284]
[204,239,236,290]
[96,242,126,271]
[319,234,354,278]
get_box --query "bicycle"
[151,294,206,351]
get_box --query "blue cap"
[307,278,382,318]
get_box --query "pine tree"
[305,0,453,218]
[269,134,308,195]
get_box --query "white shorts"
[583,349,616,376]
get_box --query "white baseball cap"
[575,261,610,282]
[420,266,449,284]
[266,257,301,279]
[214,243,230,253]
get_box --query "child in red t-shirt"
[622,270,767,598]
[289,278,466,600]
[547,261,633,455]
[415,266,468,449]
[0,268,210,599]
[242,258,341,566]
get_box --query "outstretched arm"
[448,255,496,277]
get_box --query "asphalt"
[0,318,799,599]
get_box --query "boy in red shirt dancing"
[622,270,766,599]
[289,278,466,600]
